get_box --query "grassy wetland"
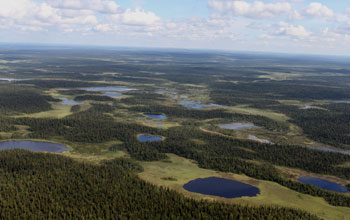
[1,45,350,219]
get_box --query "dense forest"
[4,101,348,207]
[0,150,319,220]
[1,47,350,218]
[0,85,58,114]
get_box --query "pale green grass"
[257,72,301,80]
[16,104,72,118]
[139,154,350,220]
[63,140,128,164]
[64,150,127,164]
[226,105,289,122]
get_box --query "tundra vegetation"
[0,46,350,219]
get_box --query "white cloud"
[302,2,334,18]
[273,22,311,39]
[0,0,37,20]
[111,9,161,26]
[94,24,112,32]
[47,0,121,14]
[208,0,292,19]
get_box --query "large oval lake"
[183,177,260,198]
[0,140,69,153]
[297,177,350,193]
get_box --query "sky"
[0,0,350,55]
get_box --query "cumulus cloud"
[47,0,121,14]
[208,0,292,19]
[302,2,334,18]
[111,9,161,26]
[273,22,311,39]
[0,0,162,34]
[0,0,349,54]
[0,0,37,20]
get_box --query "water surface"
[84,87,135,92]
[306,146,350,155]
[0,140,69,153]
[219,123,257,130]
[180,101,218,109]
[144,114,167,120]
[138,135,162,142]
[0,78,31,82]
[60,97,83,106]
[104,92,123,98]
[297,177,350,193]
[301,105,313,110]
[331,101,350,104]
[248,135,274,144]
[183,177,260,198]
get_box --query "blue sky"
[0,0,350,55]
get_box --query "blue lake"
[0,140,69,153]
[183,177,260,198]
[305,146,350,155]
[219,123,257,130]
[180,101,218,109]
[297,177,350,193]
[144,114,167,120]
[60,97,83,106]
[138,135,163,142]
[84,87,135,92]
[104,92,123,98]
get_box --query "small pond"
[138,135,163,142]
[104,92,123,98]
[0,140,69,153]
[0,78,31,82]
[180,101,218,109]
[219,123,257,130]
[331,101,350,104]
[305,146,350,155]
[301,105,313,110]
[183,177,260,198]
[144,114,167,120]
[297,177,350,193]
[84,87,135,92]
[248,135,274,144]
[60,97,83,106]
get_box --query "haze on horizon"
[0,0,349,56]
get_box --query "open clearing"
[139,154,350,220]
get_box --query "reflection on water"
[138,135,163,142]
[144,114,167,120]
[104,92,123,98]
[298,177,350,193]
[305,145,350,155]
[0,140,69,153]
[60,97,83,106]
[183,177,260,198]
[219,123,257,130]
[248,135,274,144]
[180,101,218,109]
